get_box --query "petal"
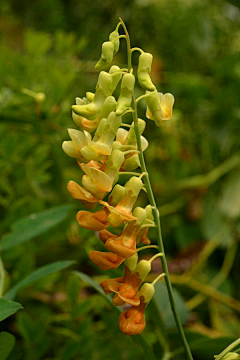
[158,92,174,120]
[80,164,112,192]
[67,181,98,202]
[105,236,136,258]
[99,200,136,227]
[100,277,123,294]
[112,294,125,306]
[99,229,117,243]
[118,293,140,307]
[116,128,128,144]
[118,307,146,335]
[76,209,109,230]
[88,251,124,270]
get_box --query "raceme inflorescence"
[62,18,187,341]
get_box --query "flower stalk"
[63,16,193,359]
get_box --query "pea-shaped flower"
[100,176,143,227]
[76,177,142,231]
[72,95,117,133]
[82,112,122,159]
[118,282,155,335]
[62,129,91,162]
[95,41,115,70]
[137,52,155,91]
[88,250,125,271]
[72,71,113,119]
[116,73,135,116]
[80,149,124,198]
[146,90,175,126]
[104,207,147,258]
[136,205,154,245]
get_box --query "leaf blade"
[1,205,73,251]
[0,332,15,360]
[0,298,22,322]
[4,260,75,300]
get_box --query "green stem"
[119,18,132,72]
[215,338,240,360]
[132,97,193,360]
[119,17,194,360]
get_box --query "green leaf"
[219,170,240,219]
[4,261,75,300]
[0,298,22,322]
[74,271,157,360]
[153,282,189,328]
[1,205,73,251]
[0,332,15,360]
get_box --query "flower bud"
[124,119,145,145]
[138,283,155,303]
[124,253,138,272]
[146,89,162,122]
[104,149,125,183]
[112,141,123,151]
[109,65,122,94]
[221,353,240,360]
[137,52,155,91]
[80,145,100,161]
[108,185,126,206]
[116,128,128,144]
[122,154,140,171]
[91,111,122,155]
[124,176,143,199]
[92,118,107,142]
[141,136,148,151]
[134,260,151,280]
[116,73,135,115]
[95,41,115,70]
[133,207,147,227]
[109,30,120,54]
[98,95,117,120]
[86,92,95,102]
[75,97,84,105]
[62,141,79,158]
[145,204,154,221]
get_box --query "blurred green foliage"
[0,0,240,359]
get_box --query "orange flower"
[100,176,143,227]
[88,250,124,270]
[118,282,157,335]
[67,181,99,209]
[101,266,142,306]
[105,220,139,258]
[104,207,147,258]
[99,229,117,243]
[118,297,147,335]
[76,209,109,230]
